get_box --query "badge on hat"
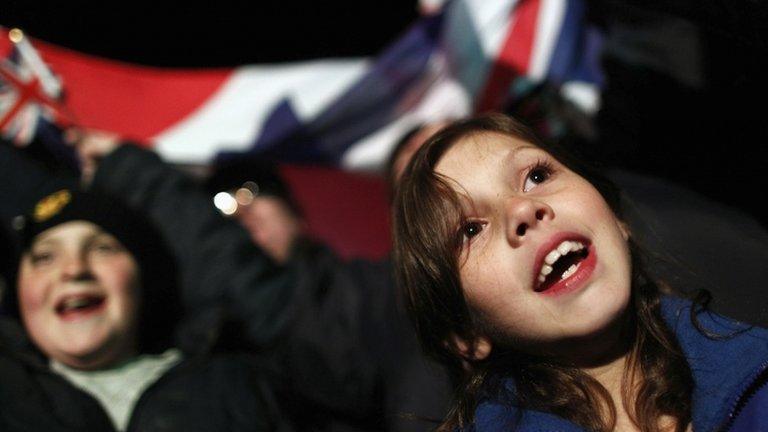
[33,190,72,223]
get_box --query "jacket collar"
[0,317,49,370]
[661,296,768,431]
[471,296,768,431]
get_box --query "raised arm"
[89,142,294,352]
[82,137,383,420]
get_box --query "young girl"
[0,189,284,431]
[392,113,768,431]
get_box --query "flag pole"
[8,28,62,97]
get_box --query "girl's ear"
[450,333,493,362]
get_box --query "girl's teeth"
[561,263,579,280]
[545,250,561,265]
[537,240,587,287]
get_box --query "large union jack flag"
[1,0,602,171]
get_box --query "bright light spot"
[235,187,254,206]
[9,29,24,43]
[242,181,259,194]
[213,192,238,216]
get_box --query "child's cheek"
[17,270,49,314]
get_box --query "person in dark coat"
[0,187,288,432]
[4,131,444,432]
[205,155,453,432]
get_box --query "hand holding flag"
[64,127,122,185]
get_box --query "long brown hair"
[392,113,693,431]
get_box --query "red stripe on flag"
[280,164,391,259]
[0,31,12,58]
[32,40,232,145]
[476,0,541,112]
[0,71,40,132]
[0,64,73,132]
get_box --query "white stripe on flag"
[153,59,368,164]
[528,0,567,81]
[463,0,518,58]
[341,56,471,171]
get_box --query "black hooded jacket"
[0,143,293,431]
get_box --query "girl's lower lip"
[538,245,597,297]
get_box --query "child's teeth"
[561,263,579,280]
[537,240,588,288]
[544,250,560,265]
[557,242,572,255]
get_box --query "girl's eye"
[460,221,484,242]
[523,162,553,192]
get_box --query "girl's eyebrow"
[500,144,539,185]
[501,144,539,167]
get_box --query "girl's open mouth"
[533,237,597,296]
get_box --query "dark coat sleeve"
[256,241,386,427]
[91,144,295,352]
[277,247,450,430]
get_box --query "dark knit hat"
[18,189,155,257]
[12,189,180,354]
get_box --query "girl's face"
[434,133,632,359]
[18,221,141,370]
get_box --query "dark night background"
[2,0,419,66]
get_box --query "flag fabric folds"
[0,0,602,171]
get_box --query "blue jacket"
[470,297,768,432]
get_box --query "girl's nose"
[505,197,554,245]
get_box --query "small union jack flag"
[0,27,73,146]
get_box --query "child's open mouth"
[55,294,106,320]
[533,236,597,296]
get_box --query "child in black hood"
[0,188,287,432]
